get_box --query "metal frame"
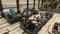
[0,0,20,17]
[16,0,20,13]
[0,0,3,17]
[26,0,35,10]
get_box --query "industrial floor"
[0,18,23,34]
[0,13,60,34]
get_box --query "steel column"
[33,0,35,10]
[41,0,43,6]
[38,0,40,9]
[27,0,29,9]
[16,0,20,13]
[0,0,3,17]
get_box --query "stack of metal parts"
[39,1,59,13]
[30,12,54,34]
[20,11,54,34]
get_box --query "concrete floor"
[0,18,23,34]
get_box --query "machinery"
[19,11,54,34]
[20,19,37,34]
[52,23,60,34]
[19,0,54,34]
[23,0,38,16]
[39,0,59,11]
[52,23,58,34]
[0,0,21,24]
[3,9,20,24]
